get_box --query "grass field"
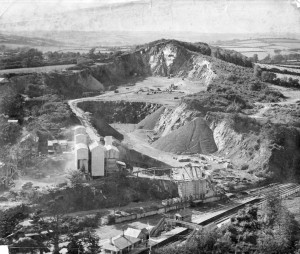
[0,64,76,74]
[257,63,300,75]
[213,38,300,60]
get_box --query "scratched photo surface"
[0,1,300,254]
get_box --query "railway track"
[151,183,300,250]
[209,183,300,227]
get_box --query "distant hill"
[0,33,64,48]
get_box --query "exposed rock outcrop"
[206,112,300,181]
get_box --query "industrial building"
[74,143,89,173]
[73,126,123,178]
[74,126,86,135]
[75,134,87,144]
[173,166,216,200]
[89,141,105,177]
[135,165,217,203]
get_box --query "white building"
[89,141,106,177]
[74,143,89,173]
[75,134,87,145]
[104,136,113,146]
[74,126,86,136]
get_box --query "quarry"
[0,38,300,254]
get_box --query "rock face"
[152,117,218,155]
[206,112,300,181]
[44,71,104,97]
[77,101,161,124]
[137,103,200,136]
[89,40,216,86]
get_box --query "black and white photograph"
[0,0,300,253]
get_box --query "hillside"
[1,38,299,182]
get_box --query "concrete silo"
[89,141,106,177]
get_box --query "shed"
[75,143,89,172]
[7,119,18,124]
[58,140,68,151]
[74,126,86,136]
[75,134,87,145]
[89,141,106,177]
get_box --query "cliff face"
[77,101,161,124]
[137,103,200,136]
[43,70,104,97]
[89,40,217,86]
[206,112,300,181]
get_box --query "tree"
[30,196,70,254]
[0,87,24,119]
[66,234,84,254]
[252,53,258,63]
[253,65,262,78]
[0,204,29,238]
[67,169,85,187]
[88,48,97,60]
[10,237,40,254]
[66,230,100,254]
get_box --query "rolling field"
[0,64,76,74]
[213,38,300,60]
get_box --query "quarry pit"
[69,76,262,194]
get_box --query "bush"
[241,164,249,171]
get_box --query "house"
[47,140,69,154]
[124,227,148,241]
[102,234,141,254]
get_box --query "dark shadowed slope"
[152,117,217,154]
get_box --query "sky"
[0,0,299,34]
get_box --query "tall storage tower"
[89,141,106,177]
